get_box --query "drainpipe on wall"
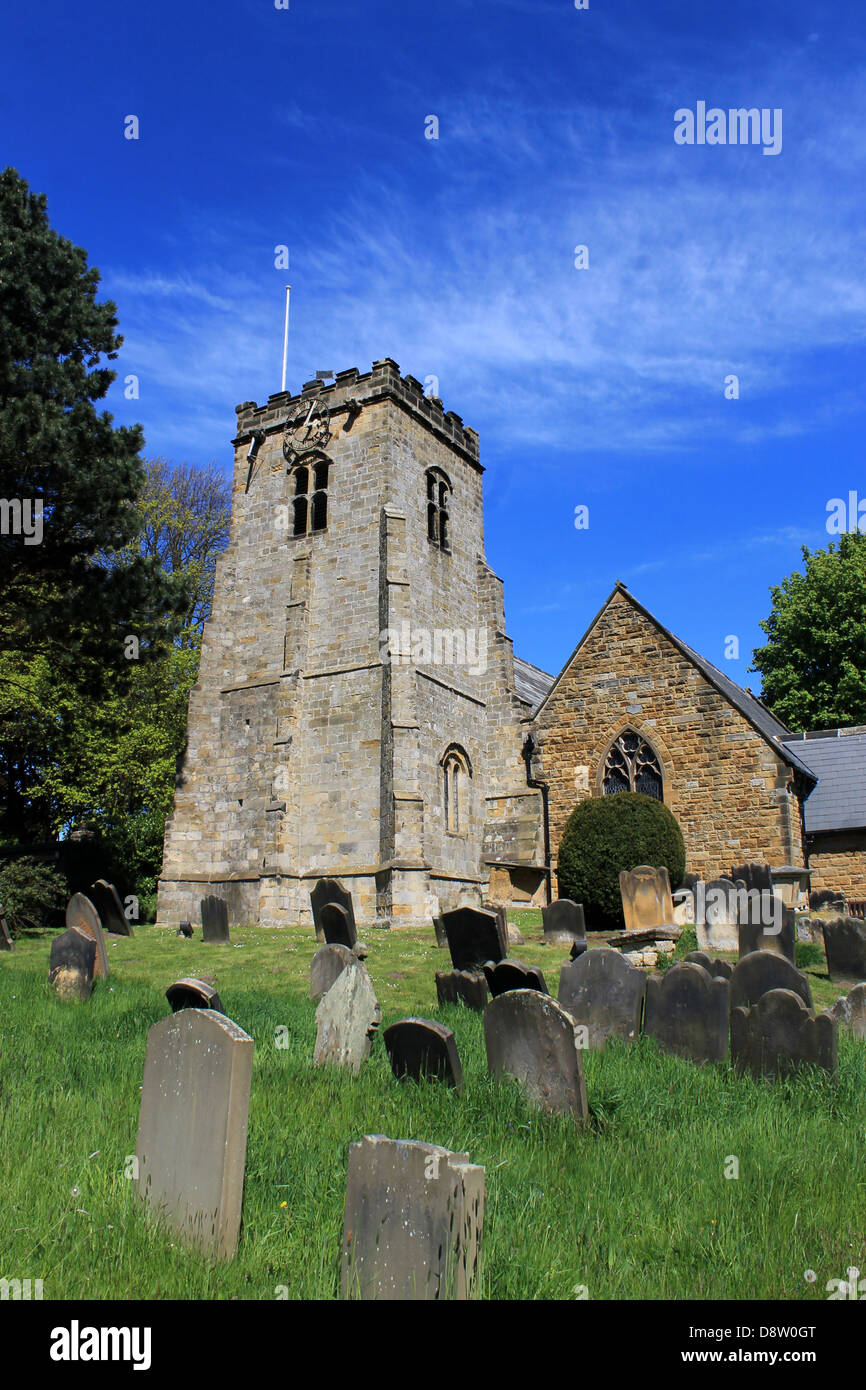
[522,733,553,906]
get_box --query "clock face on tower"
[282,399,332,463]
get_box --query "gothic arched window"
[426,468,452,552]
[291,457,329,536]
[602,730,663,800]
[441,744,471,831]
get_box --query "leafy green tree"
[750,533,866,731]
[0,856,66,936]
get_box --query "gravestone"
[313,959,380,1073]
[542,899,586,949]
[310,878,357,947]
[200,895,229,944]
[506,921,525,946]
[135,1008,253,1259]
[49,926,96,1000]
[433,914,448,948]
[619,865,675,931]
[320,901,357,951]
[177,921,193,938]
[310,943,356,1001]
[730,989,837,1080]
[822,916,866,983]
[482,959,548,998]
[731,862,773,894]
[810,889,847,914]
[729,949,813,1013]
[827,983,866,1041]
[165,977,224,1014]
[384,1019,463,1091]
[557,947,646,1048]
[696,877,742,954]
[685,950,733,981]
[0,901,12,951]
[484,990,588,1122]
[340,1136,484,1300]
[440,906,507,971]
[643,962,730,1064]
[738,900,795,964]
[89,880,133,936]
[66,893,110,978]
[435,969,488,1012]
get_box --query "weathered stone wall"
[532,588,804,882]
[808,833,866,899]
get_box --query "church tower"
[156,360,543,929]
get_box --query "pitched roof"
[781,730,866,832]
[513,655,554,708]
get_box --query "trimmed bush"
[557,793,686,929]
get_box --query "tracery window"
[426,468,452,551]
[602,730,663,800]
[291,457,329,537]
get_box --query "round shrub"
[557,793,686,929]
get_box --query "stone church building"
[157,360,866,928]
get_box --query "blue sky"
[3,0,865,696]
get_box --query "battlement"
[233,358,481,469]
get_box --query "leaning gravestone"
[729,949,813,1013]
[135,1008,253,1259]
[66,893,110,979]
[440,906,507,971]
[827,983,866,1041]
[696,877,742,954]
[810,888,847,914]
[738,900,795,964]
[435,969,489,1012]
[822,916,866,983]
[319,901,357,951]
[685,950,733,981]
[310,878,357,946]
[557,947,646,1048]
[482,959,548,998]
[0,901,12,951]
[313,959,380,1074]
[484,990,588,1122]
[340,1136,484,1300]
[49,926,96,1000]
[542,899,587,950]
[643,962,729,1064]
[165,977,224,1014]
[384,1019,463,1091]
[730,989,837,1080]
[89,880,133,936]
[619,865,676,932]
[200,895,230,944]
[310,943,356,1001]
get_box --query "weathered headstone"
[482,959,548,998]
[643,962,730,1064]
[433,914,448,948]
[310,878,357,946]
[731,862,773,894]
[66,893,110,978]
[384,1019,463,1091]
[827,983,866,1040]
[310,942,356,1001]
[0,901,12,951]
[822,916,866,983]
[810,888,847,914]
[619,865,675,931]
[165,977,224,1014]
[484,990,588,1122]
[49,926,96,1000]
[313,959,380,1073]
[730,989,837,1080]
[134,1008,253,1259]
[340,1136,484,1300]
[557,947,645,1048]
[685,950,733,980]
[729,949,813,1013]
[738,900,795,964]
[440,906,507,971]
[696,877,742,954]
[89,879,133,936]
[506,921,525,946]
[435,969,488,1012]
[200,895,229,944]
[542,898,587,949]
[320,901,357,950]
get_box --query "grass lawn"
[1,912,863,1301]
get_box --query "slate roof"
[513,656,554,708]
[781,731,866,832]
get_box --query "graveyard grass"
[2,914,864,1301]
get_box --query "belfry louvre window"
[602,730,663,800]
[291,458,329,537]
[426,468,451,551]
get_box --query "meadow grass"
[1,915,863,1301]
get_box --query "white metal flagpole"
[281,285,291,392]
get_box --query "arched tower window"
[290,456,329,537]
[426,468,452,552]
[602,730,663,800]
[441,743,472,831]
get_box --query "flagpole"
[281,285,291,392]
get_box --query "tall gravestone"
[66,893,110,978]
[542,899,586,950]
[49,926,96,1000]
[310,878,357,947]
[483,959,548,998]
[313,959,380,1073]
[384,1019,463,1091]
[738,901,795,964]
[729,949,813,1013]
[310,943,356,1001]
[200,895,230,944]
[483,990,588,1122]
[730,989,837,1080]
[440,906,507,971]
[557,947,645,1048]
[340,1136,484,1300]
[643,962,729,1064]
[696,877,742,954]
[822,916,866,983]
[134,1008,254,1259]
[619,865,676,931]
[89,880,133,937]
